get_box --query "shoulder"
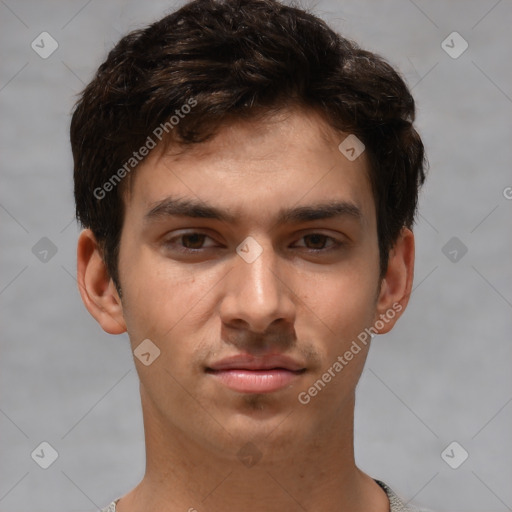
[100,484,436,512]
[99,500,118,512]
[375,480,435,512]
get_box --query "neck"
[118,387,389,512]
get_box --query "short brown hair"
[71,0,426,290]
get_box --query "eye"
[180,233,209,249]
[293,233,342,251]
[162,232,219,252]
[161,231,345,257]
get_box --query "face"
[79,107,413,462]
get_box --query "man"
[71,0,429,510]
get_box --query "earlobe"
[374,228,415,335]
[76,229,127,335]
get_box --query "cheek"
[300,265,379,342]
[293,271,378,412]
[119,246,223,356]
[124,270,193,337]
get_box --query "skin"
[77,106,414,512]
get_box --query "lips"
[206,354,306,393]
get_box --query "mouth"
[205,354,307,394]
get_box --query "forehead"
[123,107,375,229]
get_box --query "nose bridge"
[220,236,295,331]
[237,236,281,306]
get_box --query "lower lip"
[207,369,304,393]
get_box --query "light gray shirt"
[100,479,430,511]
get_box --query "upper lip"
[207,354,306,372]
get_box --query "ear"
[76,229,127,335]
[373,227,415,335]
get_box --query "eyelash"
[162,232,344,254]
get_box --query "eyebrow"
[144,196,362,225]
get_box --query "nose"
[219,237,296,334]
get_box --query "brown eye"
[302,234,330,250]
[181,233,207,249]
[162,231,218,254]
[295,234,341,251]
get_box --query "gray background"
[1,0,511,510]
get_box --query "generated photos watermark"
[93,97,198,200]
[298,302,403,405]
